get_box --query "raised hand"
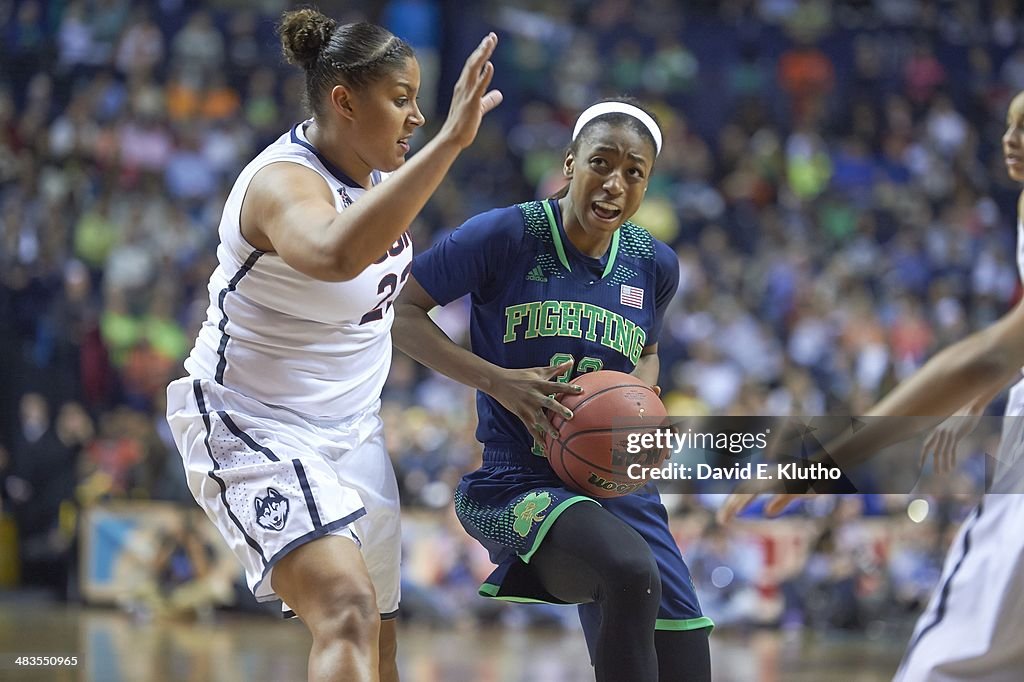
[488,360,582,444]
[439,33,504,150]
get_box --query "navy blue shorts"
[454,447,712,634]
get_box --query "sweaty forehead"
[576,120,656,162]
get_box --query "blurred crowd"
[0,0,1016,629]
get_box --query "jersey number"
[549,353,604,381]
[360,233,413,325]
[531,353,604,456]
[360,262,412,325]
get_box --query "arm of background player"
[393,277,580,443]
[720,298,1024,522]
[834,300,1024,458]
[870,189,1024,472]
[240,34,502,282]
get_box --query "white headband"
[572,102,663,156]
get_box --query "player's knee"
[316,597,380,647]
[311,580,380,646]
[601,548,662,604]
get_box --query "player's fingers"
[542,395,573,420]
[549,422,561,440]
[536,411,559,440]
[474,61,495,98]
[928,432,943,471]
[459,33,497,84]
[765,494,801,517]
[462,33,497,79]
[480,89,503,115]
[527,416,548,444]
[652,385,661,397]
[933,438,945,474]
[921,434,939,469]
[541,359,574,378]
[938,433,954,473]
[921,432,938,466]
[548,381,584,396]
[717,493,755,524]
[943,440,957,474]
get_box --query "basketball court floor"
[1,601,905,681]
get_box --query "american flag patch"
[620,284,644,309]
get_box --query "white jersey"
[893,222,1024,682]
[992,219,1024,486]
[183,121,413,420]
[1017,218,1024,284]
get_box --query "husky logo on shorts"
[512,491,552,537]
[254,487,290,531]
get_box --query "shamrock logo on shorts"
[512,491,552,537]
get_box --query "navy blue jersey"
[412,199,679,457]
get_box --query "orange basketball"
[544,370,669,498]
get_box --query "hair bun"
[278,8,337,70]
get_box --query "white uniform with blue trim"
[894,220,1024,681]
[166,121,410,616]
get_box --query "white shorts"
[895,494,1024,681]
[166,377,401,617]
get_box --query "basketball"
[544,370,670,498]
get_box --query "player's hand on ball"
[490,360,581,443]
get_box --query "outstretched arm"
[719,298,1024,522]
[859,308,1023,418]
[245,34,503,281]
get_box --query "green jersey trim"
[602,230,621,279]
[543,200,572,272]
[478,583,554,603]
[541,200,620,278]
[521,495,599,563]
[655,616,715,632]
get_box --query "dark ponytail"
[278,8,336,71]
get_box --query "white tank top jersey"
[183,121,413,420]
[988,218,1024,490]
[1017,219,1024,283]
